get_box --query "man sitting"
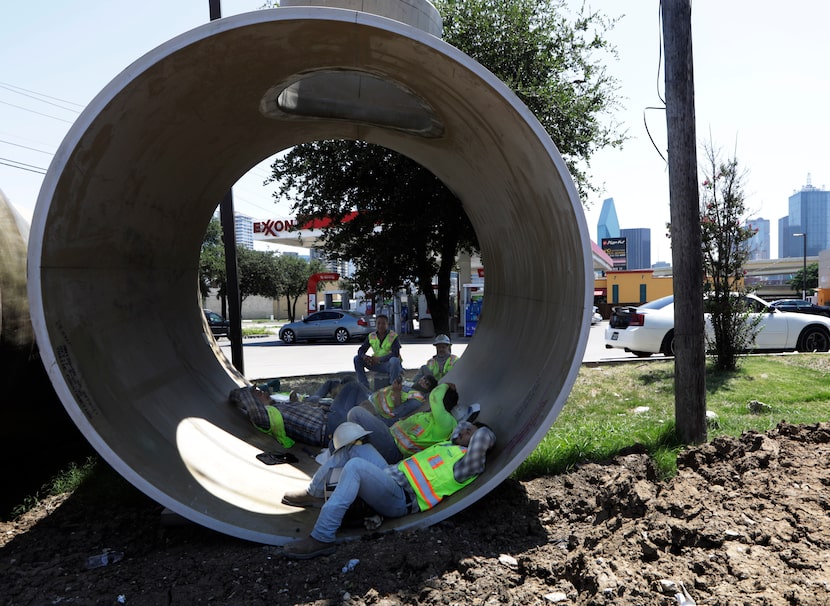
[414,334,459,382]
[353,314,402,389]
[282,421,496,559]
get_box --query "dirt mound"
[2,421,830,605]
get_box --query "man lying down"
[280,420,496,560]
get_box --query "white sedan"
[604,293,830,357]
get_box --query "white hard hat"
[332,422,372,452]
[433,334,452,346]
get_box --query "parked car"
[279,310,375,344]
[591,306,602,325]
[768,299,830,318]
[204,309,230,338]
[605,293,830,357]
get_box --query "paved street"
[218,320,642,380]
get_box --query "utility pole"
[209,0,244,373]
[662,0,706,444]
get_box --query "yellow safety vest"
[369,386,427,418]
[426,354,459,380]
[369,330,399,357]
[398,442,476,511]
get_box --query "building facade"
[234,212,254,250]
[745,217,770,260]
[780,179,830,258]
[597,198,620,241]
[620,228,651,270]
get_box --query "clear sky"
[2,1,829,261]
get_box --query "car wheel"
[660,331,676,357]
[335,328,350,343]
[797,326,830,352]
[631,350,653,358]
[281,329,296,344]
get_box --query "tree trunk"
[663,0,707,444]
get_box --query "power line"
[0,81,85,109]
[0,83,83,114]
[0,157,48,174]
[0,99,74,123]
[0,138,54,155]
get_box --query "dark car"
[204,309,230,338]
[769,299,830,318]
[279,310,375,344]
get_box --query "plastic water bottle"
[85,550,124,569]
[341,558,360,573]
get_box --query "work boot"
[281,490,324,509]
[282,536,336,560]
[289,390,300,403]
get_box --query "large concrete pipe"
[1,190,94,515]
[0,189,34,389]
[27,8,592,545]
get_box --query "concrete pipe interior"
[27,8,592,545]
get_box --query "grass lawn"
[517,353,830,480]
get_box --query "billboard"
[601,237,627,270]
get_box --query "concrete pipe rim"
[26,8,592,545]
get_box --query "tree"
[699,142,758,371]
[436,0,624,200]
[236,247,281,302]
[788,262,819,296]
[274,255,327,322]
[267,0,623,334]
[200,217,227,312]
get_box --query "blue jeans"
[307,442,385,498]
[310,453,409,543]
[325,381,370,439]
[353,355,402,390]
[347,407,403,463]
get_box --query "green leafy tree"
[436,0,623,199]
[237,247,282,302]
[200,217,227,311]
[788,262,819,296]
[267,0,622,334]
[274,255,327,322]
[699,143,758,371]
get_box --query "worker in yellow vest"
[347,382,459,463]
[353,314,402,389]
[415,334,459,382]
[282,421,496,559]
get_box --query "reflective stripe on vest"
[399,443,475,511]
[369,330,398,357]
[370,387,426,418]
[427,355,458,379]
[390,421,424,455]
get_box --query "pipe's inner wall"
[27,9,591,544]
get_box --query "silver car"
[278,310,375,344]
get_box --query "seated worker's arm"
[452,427,496,482]
[356,336,371,358]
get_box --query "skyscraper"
[597,198,620,241]
[745,217,770,260]
[620,228,651,270]
[785,178,830,258]
[234,212,254,250]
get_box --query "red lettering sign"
[254,219,296,236]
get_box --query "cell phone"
[256,451,299,465]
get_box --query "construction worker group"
[228,314,495,559]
